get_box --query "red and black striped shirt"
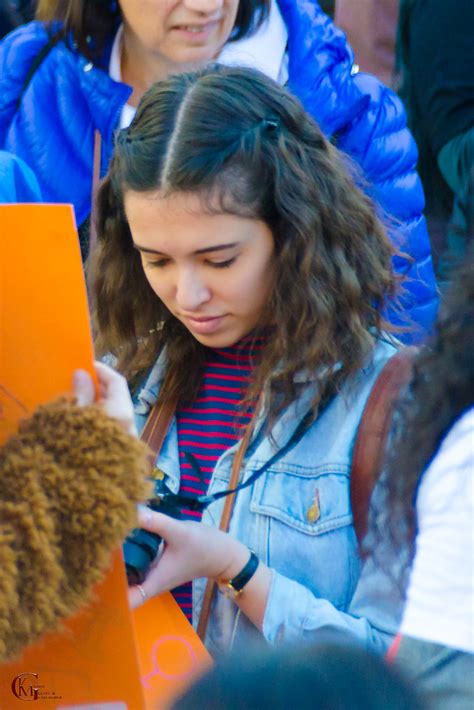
[172,336,264,621]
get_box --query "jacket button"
[84,62,93,72]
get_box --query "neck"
[120,27,206,108]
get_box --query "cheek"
[226,258,275,313]
[143,267,169,302]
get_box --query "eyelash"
[146,257,237,269]
[210,257,236,269]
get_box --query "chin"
[192,330,242,349]
[174,44,222,66]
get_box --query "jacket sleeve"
[0,150,42,202]
[276,0,438,342]
[0,21,50,146]
[263,556,401,653]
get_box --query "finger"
[72,369,95,406]
[94,362,136,431]
[94,361,128,394]
[129,584,148,609]
[137,506,180,537]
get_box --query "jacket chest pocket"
[250,463,359,609]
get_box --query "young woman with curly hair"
[0,0,437,337]
[90,66,404,656]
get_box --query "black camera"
[124,453,212,586]
[123,494,182,586]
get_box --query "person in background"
[397,0,474,283]
[0,0,36,39]
[0,0,437,341]
[335,0,399,87]
[373,247,474,708]
[0,0,19,38]
[172,641,422,709]
[91,65,405,656]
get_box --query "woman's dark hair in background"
[172,641,421,710]
[376,243,474,568]
[90,65,398,423]
[36,0,270,59]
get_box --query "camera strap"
[156,407,315,512]
[141,350,414,642]
[140,386,315,638]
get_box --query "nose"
[183,0,224,15]
[175,267,211,312]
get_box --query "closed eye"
[208,257,237,269]
[144,256,237,269]
[145,258,170,268]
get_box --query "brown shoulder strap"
[351,348,415,546]
[140,393,177,467]
[88,129,102,255]
[196,413,257,641]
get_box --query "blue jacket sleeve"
[263,546,403,653]
[0,151,42,202]
[0,22,52,147]
[276,0,438,342]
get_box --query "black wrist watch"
[218,550,259,600]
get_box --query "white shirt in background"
[401,407,474,653]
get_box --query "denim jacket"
[134,339,403,656]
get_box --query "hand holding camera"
[127,506,250,610]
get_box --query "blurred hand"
[128,506,249,609]
[72,361,137,436]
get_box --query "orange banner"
[0,204,95,444]
[0,205,210,709]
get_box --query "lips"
[172,19,221,37]
[177,24,214,32]
[181,314,227,335]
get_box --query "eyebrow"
[133,242,239,255]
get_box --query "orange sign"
[0,205,210,709]
[0,204,96,443]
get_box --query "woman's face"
[124,190,275,347]
[119,0,240,71]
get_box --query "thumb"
[72,369,96,406]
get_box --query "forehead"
[124,189,266,252]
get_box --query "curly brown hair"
[37,0,270,60]
[372,245,474,571]
[90,66,400,422]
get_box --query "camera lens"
[123,528,162,585]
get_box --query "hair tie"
[262,117,280,132]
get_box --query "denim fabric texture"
[134,339,404,656]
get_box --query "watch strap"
[220,550,259,595]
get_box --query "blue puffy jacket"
[0,150,41,202]
[0,3,438,341]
